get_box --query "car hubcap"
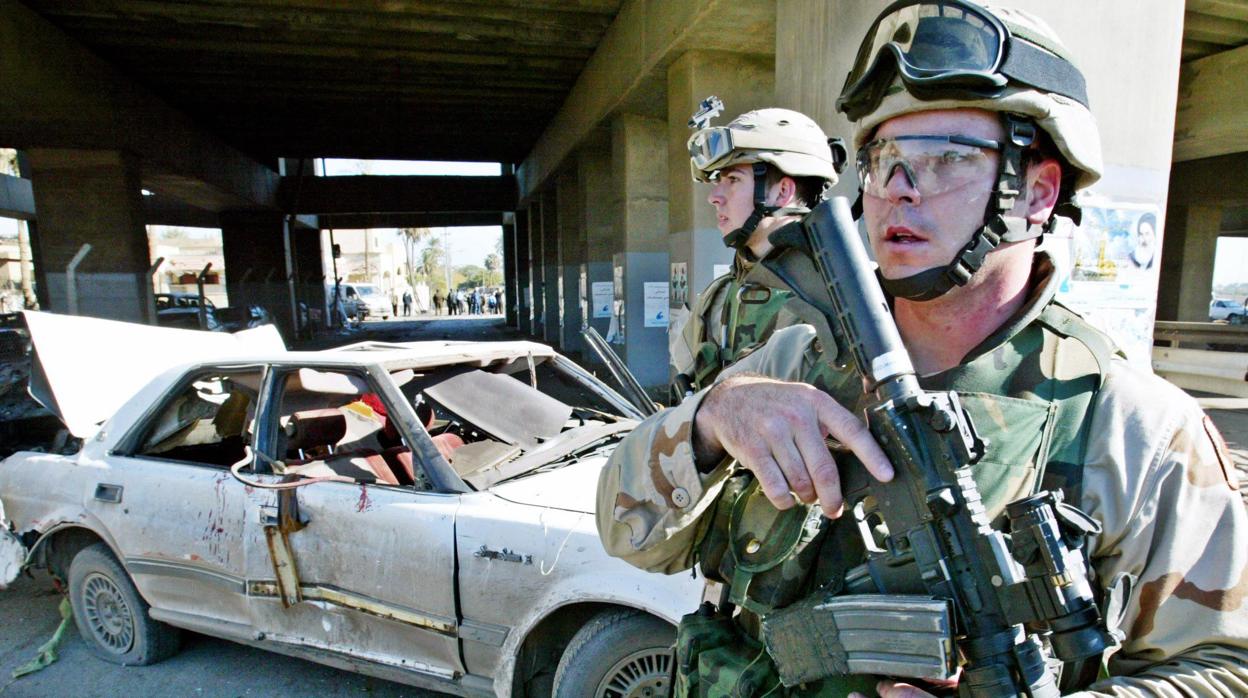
[81,572,135,654]
[596,647,672,698]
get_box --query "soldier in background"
[599,2,1248,695]
[671,105,845,401]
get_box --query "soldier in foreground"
[672,103,844,400]
[598,2,1248,696]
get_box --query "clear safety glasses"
[837,0,1087,122]
[856,134,1000,199]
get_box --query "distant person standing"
[494,289,503,314]
[390,289,399,318]
[432,290,442,315]
[402,289,413,316]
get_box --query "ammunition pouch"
[675,602,780,698]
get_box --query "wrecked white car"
[0,311,700,697]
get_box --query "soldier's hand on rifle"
[693,373,893,519]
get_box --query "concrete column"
[579,134,616,363]
[1158,204,1222,322]
[25,149,152,322]
[667,50,774,307]
[220,210,295,341]
[557,168,586,356]
[514,208,531,330]
[291,226,325,335]
[502,219,518,326]
[528,201,545,337]
[541,188,562,346]
[611,114,670,393]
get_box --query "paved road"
[2,316,1244,696]
[0,572,435,698]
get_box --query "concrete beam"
[0,2,279,211]
[144,196,219,228]
[1174,43,1248,162]
[318,212,505,230]
[0,174,35,220]
[278,176,517,215]
[515,0,775,202]
[1168,153,1248,205]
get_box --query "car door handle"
[94,483,123,504]
[257,505,279,526]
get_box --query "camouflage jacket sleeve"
[1071,360,1248,696]
[670,273,733,379]
[597,325,820,574]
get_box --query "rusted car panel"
[0,312,703,696]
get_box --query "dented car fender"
[0,449,130,583]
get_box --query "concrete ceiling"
[21,0,623,165]
[1184,0,1248,61]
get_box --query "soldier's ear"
[773,175,798,207]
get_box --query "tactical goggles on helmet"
[687,127,825,181]
[857,134,1001,198]
[837,0,1088,122]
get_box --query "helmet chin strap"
[879,114,1050,302]
[723,163,811,253]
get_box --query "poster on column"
[591,282,613,319]
[670,263,689,308]
[643,282,669,328]
[1048,196,1161,367]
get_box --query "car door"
[85,367,266,630]
[242,364,463,679]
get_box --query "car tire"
[552,609,674,698]
[68,542,182,666]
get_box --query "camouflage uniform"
[598,254,1248,696]
[673,255,806,395]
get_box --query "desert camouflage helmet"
[847,3,1102,192]
[688,108,842,186]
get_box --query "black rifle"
[758,197,1113,697]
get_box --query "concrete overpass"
[1,0,1245,388]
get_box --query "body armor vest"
[676,300,1118,697]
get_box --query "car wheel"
[552,609,674,698]
[68,542,182,665]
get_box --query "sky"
[1214,237,1248,288]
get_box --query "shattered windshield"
[393,355,636,488]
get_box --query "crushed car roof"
[23,311,557,439]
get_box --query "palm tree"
[484,253,501,287]
[419,238,446,292]
[401,227,434,287]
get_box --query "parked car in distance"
[216,303,273,333]
[0,311,700,697]
[154,292,221,331]
[345,282,392,320]
[1209,298,1246,322]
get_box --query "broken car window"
[134,371,261,467]
[272,369,429,490]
